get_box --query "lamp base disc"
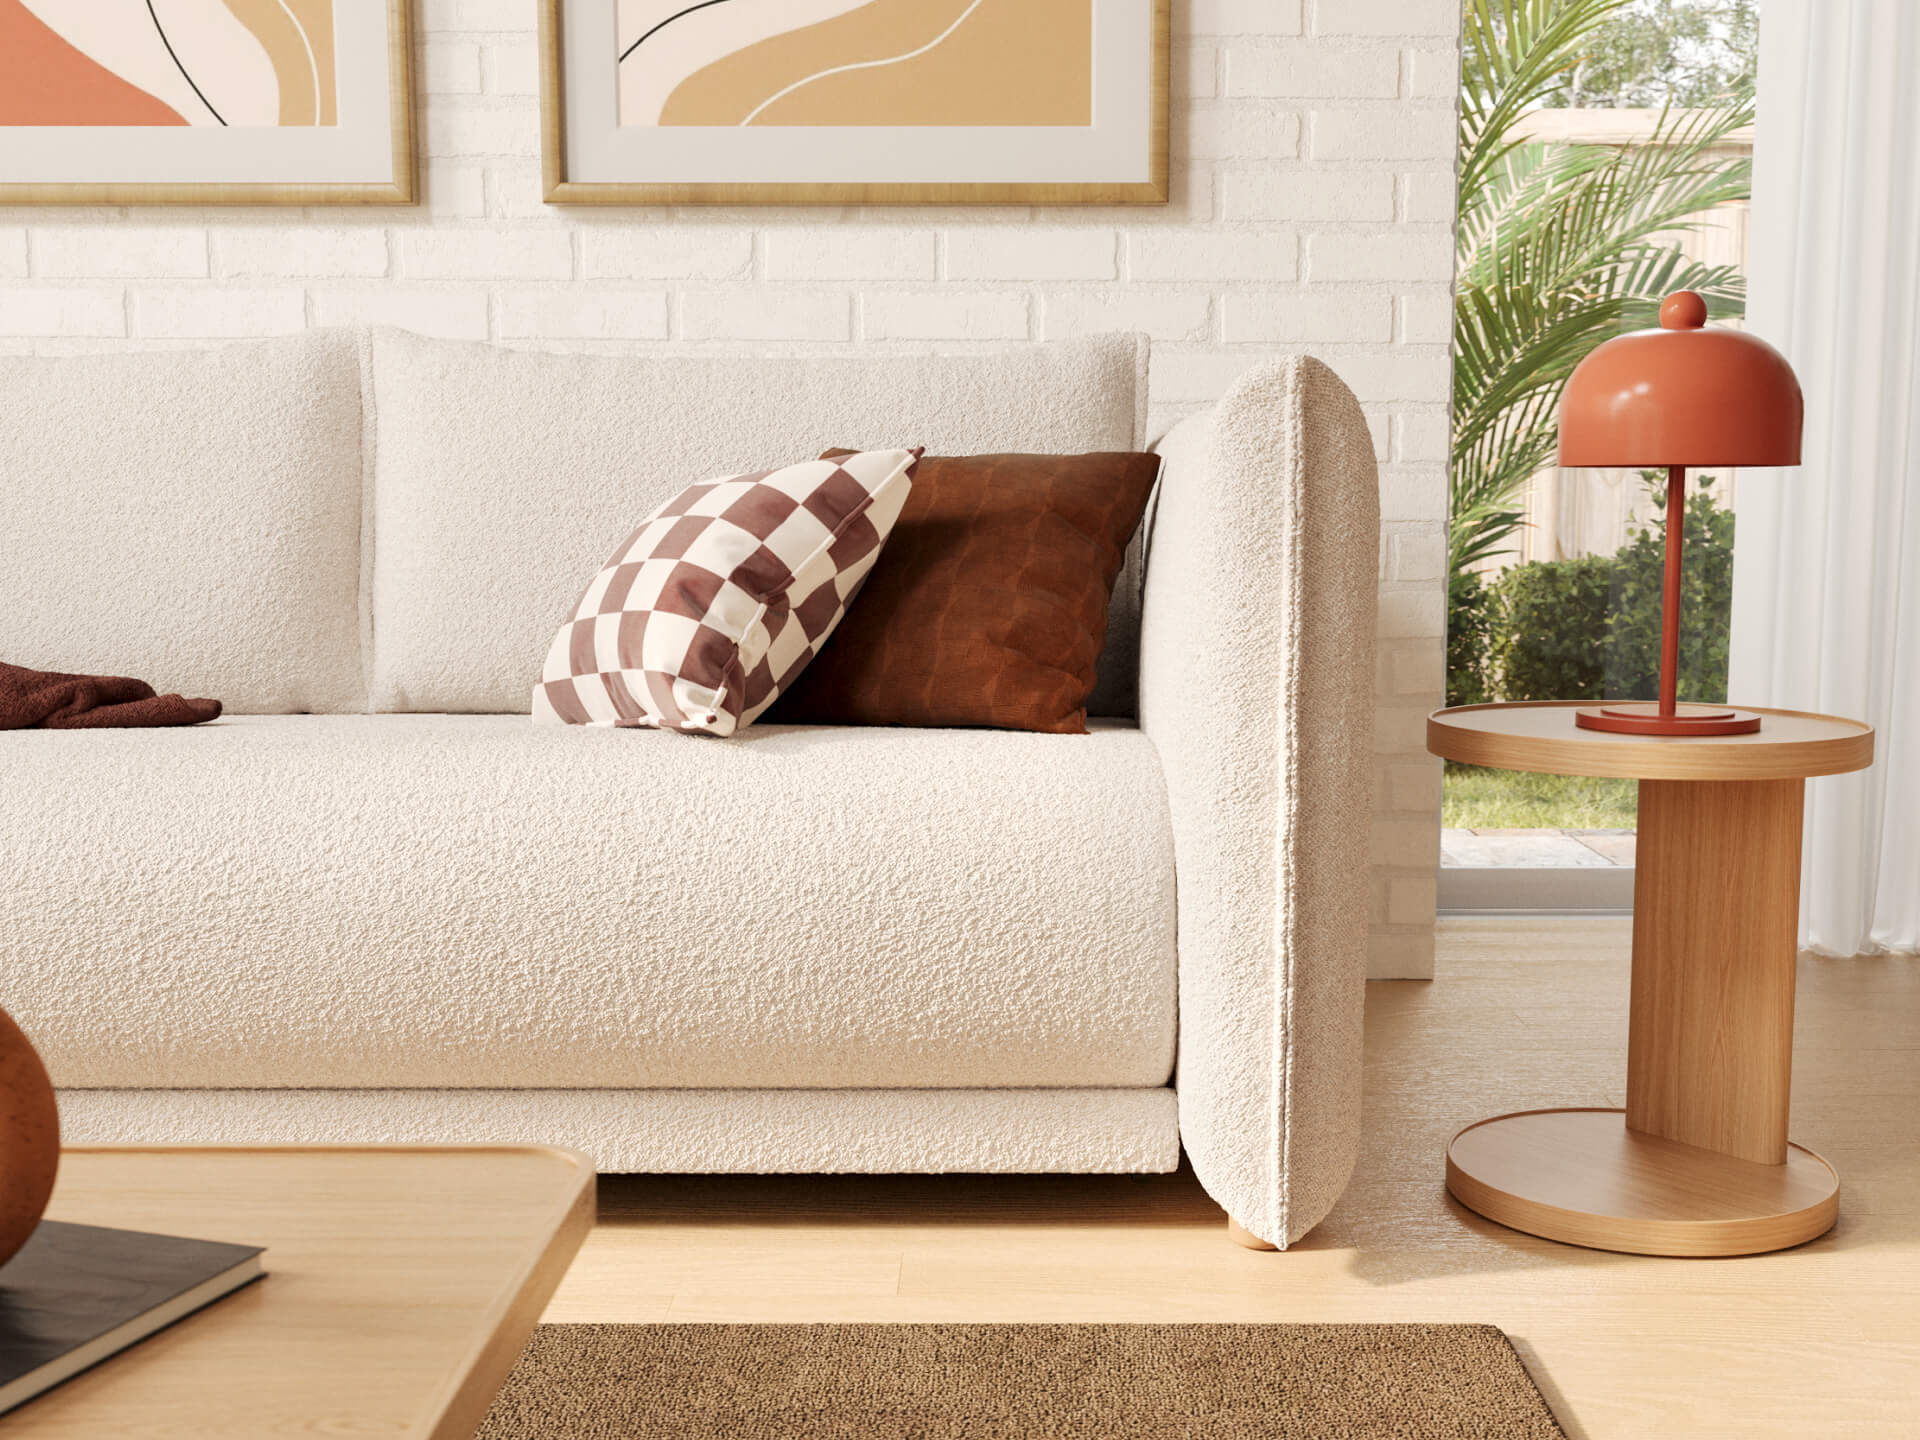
[1573,703,1762,736]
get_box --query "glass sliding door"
[1443,0,1760,910]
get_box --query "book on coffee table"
[0,1220,264,1415]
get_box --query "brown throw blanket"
[0,661,222,730]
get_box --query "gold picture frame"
[539,0,1169,206]
[0,0,416,206]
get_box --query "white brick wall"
[947,229,1121,281]
[35,227,207,278]
[0,0,1458,979]
[581,228,753,281]
[765,229,939,282]
[867,291,1031,342]
[212,228,391,279]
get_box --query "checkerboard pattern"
[532,448,919,735]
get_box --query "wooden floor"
[543,915,1920,1438]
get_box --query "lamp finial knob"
[1660,290,1709,330]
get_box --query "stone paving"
[1441,828,1637,867]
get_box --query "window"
[1443,0,1759,906]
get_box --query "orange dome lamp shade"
[1558,291,1804,736]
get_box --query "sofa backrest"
[364,328,1150,716]
[0,332,367,715]
[3,329,1151,718]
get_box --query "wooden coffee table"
[1428,701,1875,1257]
[9,1146,594,1438]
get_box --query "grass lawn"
[1442,763,1639,830]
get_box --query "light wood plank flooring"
[543,915,1920,1438]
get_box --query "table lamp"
[1557,290,1803,735]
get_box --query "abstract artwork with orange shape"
[0,0,338,127]
[0,0,188,125]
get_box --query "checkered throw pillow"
[532,449,919,735]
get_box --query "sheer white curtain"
[1729,0,1920,954]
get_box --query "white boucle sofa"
[0,328,1377,1249]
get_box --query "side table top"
[1428,701,1874,780]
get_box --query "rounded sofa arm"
[1139,358,1380,1248]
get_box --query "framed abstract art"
[538,0,1169,205]
[0,0,415,205]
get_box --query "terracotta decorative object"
[0,1005,60,1267]
[1558,289,1805,735]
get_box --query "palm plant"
[1450,0,1754,576]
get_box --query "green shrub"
[1476,474,1736,705]
[1601,474,1736,703]
[1494,554,1615,701]
[1446,570,1497,708]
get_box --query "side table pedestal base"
[1445,1108,1838,1257]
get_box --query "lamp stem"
[1659,464,1686,719]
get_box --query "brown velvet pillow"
[770,450,1160,734]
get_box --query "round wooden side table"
[1427,701,1875,1257]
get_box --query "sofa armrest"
[1140,358,1380,1248]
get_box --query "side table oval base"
[1445,1108,1839,1258]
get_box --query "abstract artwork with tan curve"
[222,0,338,126]
[658,0,1092,127]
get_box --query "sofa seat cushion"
[1,717,1176,1090]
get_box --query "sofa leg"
[1226,1216,1278,1251]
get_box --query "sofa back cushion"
[365,328,1147,714]
[0,332,366,715]
[534,449,920,735]
[772,450,1161,734]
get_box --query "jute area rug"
[478,1323,1567,1438]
